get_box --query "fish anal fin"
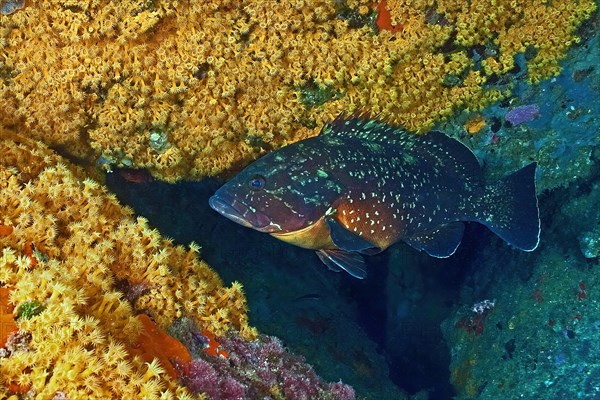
[316,249,367,279]
[404,222,465,258]
[326,217,380,253]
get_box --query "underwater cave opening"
[339,226,484,400]
[106,171,489,399]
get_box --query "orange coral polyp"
[465,116,487,134]
[376,0,404,33]
[201,329,229,359]
[0,287,18,348]
[0,225,13,237]
[128,314,192,379]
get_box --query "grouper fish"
[209,117,540,279]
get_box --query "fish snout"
[209,193,277,232]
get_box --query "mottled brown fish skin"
[261,117,484,250]
[209,116,540,278]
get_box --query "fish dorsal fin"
[420,131,483,181]
[316,249,367,279]
[322,116,484,185]
[321,116,405,143]
[404,222,465,258]
[325,218,380,253]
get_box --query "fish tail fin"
[479,162,540,251]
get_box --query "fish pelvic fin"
[316,249,367,279]
[325,218,380,253]
[479,162,540,251]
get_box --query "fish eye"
[248,175,266,191]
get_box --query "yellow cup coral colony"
[0,131,256,399]
[0,0,596,181]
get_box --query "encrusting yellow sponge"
[0,130,256,399]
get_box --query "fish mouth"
[209,192,279,233]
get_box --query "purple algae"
[505,104,541,125]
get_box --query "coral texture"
[0,130,256,398]
[0,0,595,181]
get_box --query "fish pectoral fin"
[316,250,367,279]
[325,218,380,253]
[404,222,465,258]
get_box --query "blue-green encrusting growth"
[16,300,45,320]
[297,81,342,109]
[148,127,170,153]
